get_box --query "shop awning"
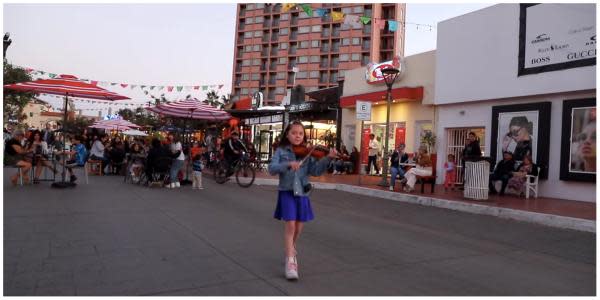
[340,86,424,108]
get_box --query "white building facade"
[434,4,596,202]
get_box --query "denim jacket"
[268,145,331,196]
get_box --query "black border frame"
[559,98,596,182]
[490,102,552,179]
[518,3,596,76]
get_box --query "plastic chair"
[525,166,541,199]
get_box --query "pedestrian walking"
[268,120,337,280]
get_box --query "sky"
[3,3,494,115]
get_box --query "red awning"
[340,86,424,108]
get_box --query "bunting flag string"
[277,3,435,31]
[16,66,226,94]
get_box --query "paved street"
[3,169,596,296]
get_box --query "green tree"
[3,62,36,124]
[63,116,94,134]
[203,90,222,108]
[117,108,134,120]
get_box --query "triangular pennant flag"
[150,86,155,90]
[374,18,386,30]
[193,86,200,90]
[167,86,174,92]
[282,3,296,12]
[130,85,137,89]
[39,71,46,75]
[48,73,57,78]
[111,83,117,86]
[140,85,146,89]
[218,84,224,89]
[360,16,371,25]
[331,11,344,22]
[159,86,165,90]
[388,20,398,32]
[344,14,360,26]
[176,86,183,92]
[300,4,312,16]
[202,85,208,91]
[315,8,327,17]
[121,84,128,88]
[144,90,149,95]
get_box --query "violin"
[292,144,332,160]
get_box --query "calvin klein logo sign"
[531,33,550,44]
[585,35,596,46]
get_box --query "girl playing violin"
[268,120,337,280]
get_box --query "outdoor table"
[398,163,417,167]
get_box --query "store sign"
[518,4,596,76]
[356,101,372,121]
[103,114,122,120]
[288,102,316,112]
[245,114,284,125]
[365,55,402,84]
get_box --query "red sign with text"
[361,128,371,164]
[395,127,406,149]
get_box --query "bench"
[415,154,437,193]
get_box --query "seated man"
[108,141,126,174]
[145,138,171,182]
[64,135,88,183]
[489,151,516,195]
[389,143,409,191]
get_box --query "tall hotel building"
[231,3,406,104]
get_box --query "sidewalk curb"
[253,178,595,233]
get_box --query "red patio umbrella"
[4,74,130,188]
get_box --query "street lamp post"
[377,67,400,187]
[3,32,12,58]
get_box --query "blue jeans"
[390,166,406,187]
[170,159,184,183]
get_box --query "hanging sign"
[365,55,401,84]
[356,100,372,121]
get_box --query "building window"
[255,3,264,9]
[280,42,288,49]
[299,11,310,18]
[246,17,254,24]
[253,44,261,51]
[276,72,286,79]
[242,59,251,66]
[254,31,262,37]
[244,31,253,38]
[278,57,287,64]
[342,7,352,14]
[296,71,308,79]
[298,26,310,34]
[245,45,253,52]
[242,74,250,80]
[252,59,261,65]
[241,88,249,95]
[352,37,361,45]
[340,54,349,61]
[275,87,285,94]
[299,41,309,49]
[247,4,255,10]
[353,6,364,13]
[351,53,360,61]
[251,73,260,80]
[311,40,320,48]
[280,13,289,20]
[255,16,264,23]
[298,56,309,63]
[309,71,320,78]
[342,38,350,46]
[310,55,320,63]
[280,28,289,35]
[311,25,322,32]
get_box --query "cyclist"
[223,131,247,177]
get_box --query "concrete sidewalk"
[251,172,595,233]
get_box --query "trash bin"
[464,160,490,200]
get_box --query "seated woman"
[402,145,432,193]
[5,129,33,185]
[505,155,537,197]
[27,130,58,183]
[333,145,351,175]
[128,143,146,182]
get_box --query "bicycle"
[214,152,256,187]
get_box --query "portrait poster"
[491,102,551,179]
[560,98,596,182]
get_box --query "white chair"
[525,166,541,199]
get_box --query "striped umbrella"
[90,119,141,131]
[145,98,231,121]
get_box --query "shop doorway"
[446,127,486,185]
[256,130,273,162]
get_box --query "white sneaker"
[285,257,299,280]
[166,183,173,189]
[174,182,180,188]
[198,187,204,190]
[389,186,394,191]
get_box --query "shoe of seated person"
[70,175,77,183]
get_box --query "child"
[268,120,337,280]
[192,154,204,190]
[444,154,456,191]
[64,135,88,183]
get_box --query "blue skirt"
[274,191,314,222]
